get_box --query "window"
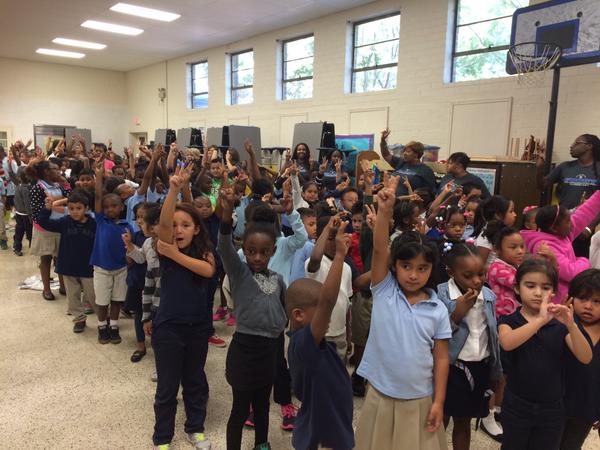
[452,0,529,82]
[351,13,400,93]
[230,49,254,105]
[190,61,208,108]
[282,35,314,100]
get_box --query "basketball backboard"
[507,0,600,74]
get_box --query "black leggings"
[559,417,593,450]
[226,385,272,450]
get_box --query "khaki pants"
[326,332,348,364]
[63,276,95,321]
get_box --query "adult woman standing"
[27,160,71,300]
[291,142,318,180]
[538,134,600,257]
[379,129,436,196]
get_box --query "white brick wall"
[117,0,598,162]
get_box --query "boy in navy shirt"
[38,189,96,333]
[92,165,132,344]
[286,216,355,450]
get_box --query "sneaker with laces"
[153,444,170,450]
[109,326,122,344]
[244,408,255,427]
[73,320,86,333]
[212,306,228,321]
[187,432,211,449]
[84,302,94,315]
[280,403,297,431]
[225,312,236,327]
[208,334,227,348]
[98,325,110,344]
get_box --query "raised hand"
[376,175,399,211]
[243,139,255,156]
[319,156,328,174]
[381,128,391,142]
[365,204,377,230]
[335,220,351,256]
[280,178,293,214]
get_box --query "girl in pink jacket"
[521,190,600,303]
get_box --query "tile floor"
[1,250,600,450]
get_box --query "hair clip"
[439,205,446,209]
[465,238,475,245]
[442,241,453,254]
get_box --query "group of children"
[1,130,600,450]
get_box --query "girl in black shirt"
[498,259,592,450]
[560,269,600,450]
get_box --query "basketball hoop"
[508,42,562,87]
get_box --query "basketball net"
[508,42,562,87]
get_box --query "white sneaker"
[187,432,211,449]
[480,410,503,442]
[151,371,158,382]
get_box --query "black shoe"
[73,321,86,333]
[59,288,66,296]
[13,249,23,256]
[42,291,56,301]
[352,373,366,397]
[98,325,110,344]
[0,240,8,250]
[109,326,122,344]
[130,349,147,362]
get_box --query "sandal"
[43,291,56,301]
[130,350,147,363]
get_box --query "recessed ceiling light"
[52,38,106,50]
[81,20,143,35]
[110,3,180,22]
[36,48,86,59]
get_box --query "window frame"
[451,1,522,82]
[190,60,209,109]
[350,12,400,94]
[281,33,314,101]
[230,49,254,105]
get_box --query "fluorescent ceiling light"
[81,20,143,35]
[36,48,85,59]
[110,3,180,22]
[52,38,106,50]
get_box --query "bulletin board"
[448,98,512,157]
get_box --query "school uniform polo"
[90,213,131,271]
[499,309,569,403]
[288,324,354,450]
[125,191,146,232]
[357,272,452,399]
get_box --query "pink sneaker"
[212,306,228,322]
[226,312,236,326]
[208,334,227,348]
[281,403,297,431]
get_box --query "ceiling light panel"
[109,3,180,22]
[52,38,106,50]
[36,48,86,59]
[81,20,144,35]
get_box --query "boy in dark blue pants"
[286,216,355,450]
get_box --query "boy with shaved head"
[286,216,354,450]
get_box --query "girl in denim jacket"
[437,242,502,450]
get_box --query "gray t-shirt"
[547,160,600,209]
[437,172,491,198]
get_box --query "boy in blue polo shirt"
[37,189,96,333]
[92,165,132,345]
[286,216,354,450]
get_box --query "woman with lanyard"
[28,160,71,300]
[538,134,600,257]
[379,129,436,197]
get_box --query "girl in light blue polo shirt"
[355,176,451,450]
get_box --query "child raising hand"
[355,176,451,450]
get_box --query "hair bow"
[442,241,454,254]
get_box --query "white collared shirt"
[448,278,490,361]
